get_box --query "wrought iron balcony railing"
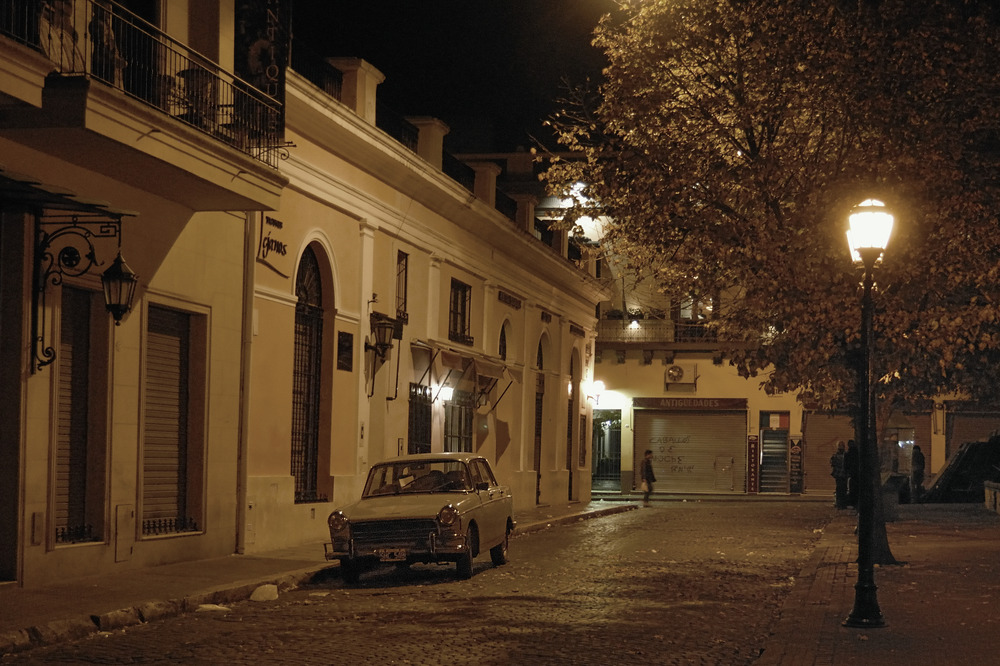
[597,318,718,345]
[1,0,284,168]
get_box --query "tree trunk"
[872,480,900,565]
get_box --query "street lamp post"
[843,199,893,629]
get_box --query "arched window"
[536,341,544,370]
[498,325,507,361]
[292,246,324,503]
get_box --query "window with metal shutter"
[801,412,853,496]
[142,305,192,535]
[633,410,747,493]
[55,287,97,543]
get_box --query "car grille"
[351,519,438,547]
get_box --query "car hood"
[338,492,479,521]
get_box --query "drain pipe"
[235,210,256,555]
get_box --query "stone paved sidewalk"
[757,502,1000,665]
[0,500,634,656]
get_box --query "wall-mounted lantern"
[101,251,139,324]
[587,380,606,405]
[365,311,396,397]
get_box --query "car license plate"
[377,548,407,562]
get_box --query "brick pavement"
[757,502,1000,665]
[3,498,998,663]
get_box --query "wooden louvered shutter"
[143,306,189,529]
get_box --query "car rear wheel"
[490,526,510,566]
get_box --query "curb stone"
[92,608,142,632]
[515,504,639,535]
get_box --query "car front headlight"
[437,504,459,527]
[328,510,349,532]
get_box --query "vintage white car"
[324,452,515,583]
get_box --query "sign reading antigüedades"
[234,0,288,129]
[633,397,748,410]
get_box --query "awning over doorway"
[0,164,137,220]
[411,339,523,411]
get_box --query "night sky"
[291,1,611,153]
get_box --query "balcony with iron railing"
[284,36,598,282]
[596,316,719,349]
[0,0,284,168]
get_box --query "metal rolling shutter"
[802,413,853,496]
[55,288,90,537]
[909,412,932,469]
[634,410,746,493]
[143,306,189,524]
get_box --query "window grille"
[408,383,432,454]
[444,390,475,453]
[292,247,325,503]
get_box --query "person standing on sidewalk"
[844,439,860,508]
[830,441,848,508]
[640,449,656,507]
[911,444,926,501]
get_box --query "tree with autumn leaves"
[544,0,1000,562]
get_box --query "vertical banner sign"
[235,0,289,131]
[746,435,760,494]
[789,438,804,493]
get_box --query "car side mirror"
[475,481,490,492]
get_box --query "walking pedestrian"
[844,439,860,508]
[830,441,848,508]
[640,449,656,507]
[911,444,926,501]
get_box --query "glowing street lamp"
[843,198,893,629]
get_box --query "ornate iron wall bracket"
[32,213,138,372]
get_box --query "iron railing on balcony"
[495,188,518,221]
[1,0,284,168]
[443,152,476,191]
[376,102,419,152]
[291,46,343,101]
[596,318,718,344]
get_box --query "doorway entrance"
[591,409,621,491]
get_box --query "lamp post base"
[843,581,886,628]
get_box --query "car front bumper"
[324,527,468,563]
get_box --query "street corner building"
[588,256,1000,500]
[0,0,606,587]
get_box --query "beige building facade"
[242,61,606,553]
[589,285,975,499]
[0,0,287,586]
[0,0,605,586]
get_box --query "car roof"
[373,452,486,465]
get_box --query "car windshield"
[363,460,471,497]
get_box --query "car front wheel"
[340,559,361,584]
[456,526,477,579]
[490,526,510,566]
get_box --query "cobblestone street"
[4,502,834,665]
